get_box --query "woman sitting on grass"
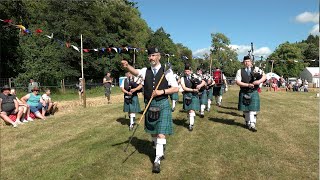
[21,87,46,120]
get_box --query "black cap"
[147,47,160,55]
[184,63,192,70]
[243,55,251,61]
[1,85,11,92]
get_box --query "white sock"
[200,105,205,114]
[249,111,257,127]
[172,100,176,108]
[155,138,166,164]
[207,100,211,109]
[189,112,195,126]
[130,113,135,125]
[16,118,20,122]
[218,96,222,104]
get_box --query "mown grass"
[14,86,122,101]
[0,86,318,179]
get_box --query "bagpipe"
[189,73,206,92]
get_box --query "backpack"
[213,69,223,86]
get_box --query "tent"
[266,72,280,80]
[299,67,320,87]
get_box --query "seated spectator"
[303,79,309,92]
[0,85,24,127]
[21,86,46,120]
[42,89,58,116]
[286,83,293,92]
[10,88,33,122]
[76,78,83,100]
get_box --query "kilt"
[183,92,200,111]
[207,88,213,101]
[144,98,173,135]
[212,85,224,96]
[170,92,179,101]
[199,91,208,105]
[238,90,260,111]
[123,95,141,113]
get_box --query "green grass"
[1,86,318,179]
[14,86,122,101]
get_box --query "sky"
[133,0,319,60]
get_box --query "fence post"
[8,78,12,88]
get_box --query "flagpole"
[133,48,136,68]
[81,34,86,108]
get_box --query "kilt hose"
[170,92,179,101]
[238,90,260,111]
[123,95,141,113]
[207,87,213,101]
[144,98,173,135]
[183,92,200,111]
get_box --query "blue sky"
[133,0,319,59]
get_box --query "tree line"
[0,0,318,86]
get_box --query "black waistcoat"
[144,66,169,101]
[124,79,138,96]
[240,67,259,91]
[184,76,192,88]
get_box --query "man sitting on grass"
[42,88,58,116]
[0,85,24,127]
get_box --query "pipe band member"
[121,47,179,173]
[235,55,266,132]
[120,72,142,130]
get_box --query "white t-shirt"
[41,94,51,102]
[138,64,178,88]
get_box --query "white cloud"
[310,24,319,35]
[192,47,210,58]
[295,12,319,23]
[193,45,272,59]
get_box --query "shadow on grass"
[216,110,242,117]
[219,105,238,110]
[116,117,129,126]
[208,117,247,129]
[112,137,154,164]
[172,118,189,129]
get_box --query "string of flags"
[1,18,146,54]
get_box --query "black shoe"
[189,125,193,131]
[129,125,134,131]
[160,155,165,160]
[152,141,156,149]
[249,126,257,132]
[200,114,204,118]
[172,107,175,112]
[152,162,160,173]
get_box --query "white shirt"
[42,94,51,102]
[235,67,265,82]
[138,64,178,87]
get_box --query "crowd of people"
[265,76,309,92]
[0,81,58,128]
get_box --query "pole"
[133,48,136,68]
[209,52,213,74]
[271,60,274,73]
[81,34,86,108]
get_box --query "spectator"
[0,85,24,127]
[76,78,83,100]
[303,79,309,92]
[21,86,46,120]
[28,78,39,93]
[10,88,33,122]
[42,89,58,116]
[103,72,113,104]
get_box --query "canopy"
[266,72,280,80]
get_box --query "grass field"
[1,86,318,180]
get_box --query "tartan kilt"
[212,86,223,96]
[199,91,208,105]
[123,95,141,113]
[238,90,260,111]
[207,88,213,100]
[170,92,179,101]
[183,92,200,111]
[144,98,173,135]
